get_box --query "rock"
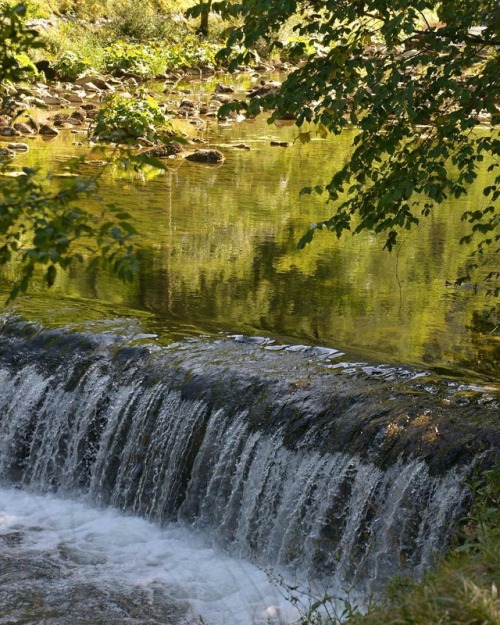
[0,147,15,158]
[25,117,39,133]
[0,127,21,137]
[39,124,59,136]
[84,109,99,119]
[13,122,33,134]
[75,76,111,90]
[233,143,251,150]
[137,137,154,147]
[185,149,225,164]
[51,113,70,122]
[81,103,98,111]
[270,141,290,147]
[179,98,195,109]
[248,80,281,98]
[7,142,29,151]
[71,109,87,122]
[143,141,185,157]
[215,83,235,94]
[42,95,62,106]
[65,92,84,104]
[83,82,101,92]
[210,93,231,104]
[73,141,84,147]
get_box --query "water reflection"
[1,105,498,379]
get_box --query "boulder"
[7,142,29,152]
[39,124,59,136]
[143,141,185,157]
[0,127,21,137]
[215,83,235,94]
[42,95,62,106]
[13,122,34,134]
[185,149,225,164]
[71,109,87,122]
[75,76,113,90]
[65,92,84,104]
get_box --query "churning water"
[0,487,299,625]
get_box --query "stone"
[270,141,290,147]
[185,149,225,164]
[65,93,84,104]
[25,117,39,133]
[215,82,235,94]
[143,141,185,157]
[39,124,59,136]
[0,127,21,137]
[233,143,251,150]
[210,93,231,104]
[41,95,62,106]
[7,142,29,151]
[13,122,33,134]
[0,147,15,158]
[70,109,87,122]
[82,82,100,92]
[75,76,110,90]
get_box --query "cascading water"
[0,319,498,623]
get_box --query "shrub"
[106,0,169,41]
[93,93,173,143]
[104,41,166,77]
[52,49,95,80]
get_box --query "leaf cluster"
[0,1,43,82]
[93,93,173,143]
[0,163,140,301]
[213,0,499,259]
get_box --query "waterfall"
[0,319,498,598]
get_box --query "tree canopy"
[211,0,499,276]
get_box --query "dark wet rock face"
[0,547,187,625]
[0,321,497,590]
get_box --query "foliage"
[104,41,167,77]
[51,49,95,81]
[0,165,140,300]
[103,38,222,78]
[212,0,499,268]
[93,94,173,143]
[163,35,222,70]
[40,20,106,75]
[0,3,145,299]
[106,0,170,41]
[0,1,42,82]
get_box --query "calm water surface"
[1,78,498,379]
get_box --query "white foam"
[0,487,298,625]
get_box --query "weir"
[0,318,498,611]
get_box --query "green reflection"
[1,110,498,379]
